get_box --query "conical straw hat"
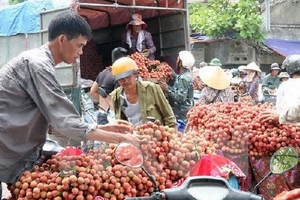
[199,66,230,90]
[243,62,261,72]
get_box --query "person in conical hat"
[242,62,261,103]
[198,66,234,104]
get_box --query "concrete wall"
[267,0,300,40]
[191,40,284,73]
[192,40,256,67]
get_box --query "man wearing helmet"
[159,51,195,122]
[261,54,300,124]
[110,57,176,127]
[90,47,129,118]
[261,63,281,95]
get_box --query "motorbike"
[114,142,284,200]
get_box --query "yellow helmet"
[111,57,138,80]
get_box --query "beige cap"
[199,66,230,90]
[278,72,290,79]
[243,62,262,72]
[179,51,195,69]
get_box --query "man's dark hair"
[111,47,129,63]
[48,11,92,41]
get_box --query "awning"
[263,39,300,57]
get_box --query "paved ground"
[1,183,11,199]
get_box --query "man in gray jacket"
[0,11,141,194]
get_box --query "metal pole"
[78,3,187,11]
[183,0,190,50]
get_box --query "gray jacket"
[0,44,96,183]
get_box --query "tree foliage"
[9,0,26,5]
[189,0,265,45]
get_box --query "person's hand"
[269,89,276,95]
[142,49,150,57]
[112,119,133,126]
[121,132,146,147]
[98,119,134,133]
[260,110,280,124]
[159,80,168,91]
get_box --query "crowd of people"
[2,10,300,199]
[192,60,290,105]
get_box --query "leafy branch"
[189,0,265,46]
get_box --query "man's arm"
[260,99,300,124]
[86,121,142,146]
[279,101,300,124]
[90,81,99,102]
[144,31,156,54]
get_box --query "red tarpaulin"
[72,0,185,30]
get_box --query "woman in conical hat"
[242,62,262,103]
[198,66,234,104]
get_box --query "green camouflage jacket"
[167,70,194,122]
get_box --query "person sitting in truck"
[159,51,195,123]
[89,47,129,114]
[110,57,176,127]
[0,11,143,194]
[121,13,156,60]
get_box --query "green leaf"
[189,0,265,44]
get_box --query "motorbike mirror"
[115,142,160,192]
[98,87,108,98]
[270,146,298,174]
[253,146,298,194]
[115,142,144,168]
